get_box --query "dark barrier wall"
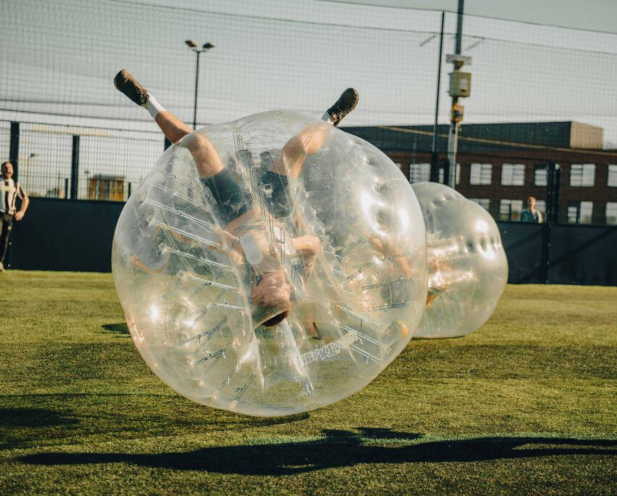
[498,222,545,284]
[548,224,617,286]
[497,221,617,286]
[5,198,617,286]
[7,198,123,272]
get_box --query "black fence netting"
[1,0,617,224]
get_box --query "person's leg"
[114,70,192,144]
[155,111,192,144]
[269,123,330,178]
[187,87,356,223]
[178,132,224,178]
[321,88,359,127]
[115,70,251,225]
[179,132,253,225]
[114,70,231,176]
[115,70,224,176]
[0,215,13,269]
[259,88,359,220]
[270,88,359,178]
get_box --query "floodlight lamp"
[203,42,216,50]
[185,40,197,48]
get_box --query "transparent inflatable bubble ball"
[411,182,508,339]
[112,110,427,417]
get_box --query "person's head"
[1,161,13,179]
[251,270,292,327]
[527,196,537,210]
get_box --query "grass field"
[0,271,615,495]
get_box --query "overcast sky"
[2,0,615,131]
[2,0,617,195]
[322,0,617,35]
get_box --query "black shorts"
[200,169,253,224]
[259,170,291,218]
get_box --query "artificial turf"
[0,271,615,494]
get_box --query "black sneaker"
[326,88,359,127]
[114,70,149,106]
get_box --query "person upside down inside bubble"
[114,70,360,328]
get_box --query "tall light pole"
[429,12,446,183]
[446,0,472,189]
[185,40,216,130]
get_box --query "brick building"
[87,174,125,201]
[343,121,617,225]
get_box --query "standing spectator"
[0,161,29,272]
[520,196,543,224]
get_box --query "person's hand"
[14,211,24,221]
[218,229,239,247]
[217,229,245,265]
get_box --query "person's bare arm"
[291,234,320,273]
[14,194,29,221]
[217,229,246,265]
[369,235,413,278]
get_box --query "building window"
[499,199,523,221]
[606,203,617,225]
[567,201,593,224]
[409,163,430,183]
[608,165,617,187]
[536,200,546,216]
[87,175,125,201]
[470,163,492,185]
[470,198,490,210]
[570,164,595,187]
[534,166,547,186]
[501,164,525,186]
[438,164,460,185]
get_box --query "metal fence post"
[545,161,561,224]
[71,135,80,200]
[539,222,551,284]
[539,161,561,283]
[442,159,451,186]
[430,152,440,183]
[9,122,20,181]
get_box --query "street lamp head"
[203,42,215,50]
[185,39,197,48]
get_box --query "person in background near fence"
[0,161,30,272]
[520,196,543,224]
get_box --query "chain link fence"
[2,0,617,224]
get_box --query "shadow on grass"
[0,408,81,450]
[0,408,79,428]
[19,428,617,475]
[101,323,130,337]
[0,403,311,451]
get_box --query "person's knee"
[299,123,330,154]
[180,132,224,176]
[179,131,210,153]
